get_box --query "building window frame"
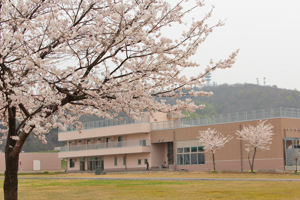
[114,157,117,166]
[70,159,75,168]
[177,140,205,166]
[123,156,126,166]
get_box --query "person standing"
[146,161,149,171]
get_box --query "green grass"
[1,178,300,200]
[1,171,300,199]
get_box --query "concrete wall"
[150,143,166,168]
[62,117,300,172]
[151,118,299,171]
[0,153,61,172]
[59,123,151,141]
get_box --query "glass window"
[191,154,197,164]
[198,153,205,164]
[184,147,190,153]
[114,157,117,166]
[177,148,183,153]
[177,154,184,165]
[144,159,148,164]
[184,154,190,165]
[123,156,126,166]
[176,140,206,165]
[138,159,141,165]
[198,146,204,152]
[191,147,197,152]
[70,159,75,168]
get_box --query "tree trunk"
[4,154,19,200]
[212,151,216,171]
[3,107,19,200]
[296,158,298,174]
[251,148,257,173]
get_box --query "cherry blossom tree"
[290,149,300,173]
[236,120,274,173]
[0,0,238,199]
[198,128,232,171]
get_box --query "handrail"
[60,139,150,152]
[151,107,300,131]
[61,115,150,132]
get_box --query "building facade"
[0,153,61,172]
[58,108,300,172]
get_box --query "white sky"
[179,0,300,91]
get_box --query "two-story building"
[58,107,300,172]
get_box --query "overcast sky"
[180,0,300,91]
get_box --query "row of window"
[70,157,149,169]
[177,153,205,165]
[177,146,204,153]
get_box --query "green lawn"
[1,171,300,199]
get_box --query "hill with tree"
[1,83,299,153]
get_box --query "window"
[177,148,183,153]
[114,157,117,166]
[167,142,174,164]
[144,159,148,164]
[184,147,190,153]
[198,153,205,164]
[118,136,124,147]
[191,147,197,152]
[140,140,146,146]
[198,146,204,152]
[177,154,184,165]
[87,157,104,171]
[123,156,126,166]
[184,154,190,165]
[138,159,141,165]
[70,159,75,168]
[177,140,205,165]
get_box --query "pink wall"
[150,143,166,167]
[0,153,61,172]
[59,123,151,141]
[175,158,284,172]
[150,112,168,123]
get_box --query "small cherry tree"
[198,128,232,171]
[291,149,300,173]
[236,120,274,173]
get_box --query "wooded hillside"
[1,83,299,152]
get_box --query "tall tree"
[236,120,274,173]
[0,0,238,199]
[198,128,232,171]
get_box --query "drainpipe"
[239,124,243,172]
[283,129,286,167]
[125,154,127,171]
[173,131,176,170]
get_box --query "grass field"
[1,171,300,199]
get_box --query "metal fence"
[63,115,150,132]
[151,107,300,131]
[60,139,150,152]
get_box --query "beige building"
[58,107,300,172]
[0,153,61,172]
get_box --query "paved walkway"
[2,177,300,182]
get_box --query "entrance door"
[80,158,85,171]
